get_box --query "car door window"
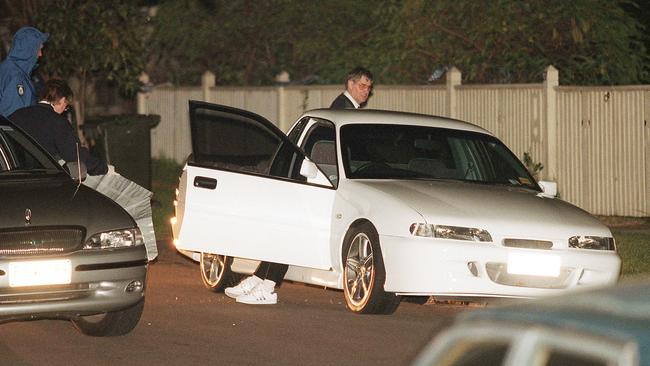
[287,117,309,145]
[190,106,280,175]
[543,350,609,366]
[300,119,338,186]
[435,339,510,366]
[189,101,331,188]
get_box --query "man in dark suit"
[10,79,108,176]
[330,67,373,109]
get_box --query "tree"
[148,0,649,86]
[148,0,379,86]
[0,0,54,58]
[33,0,148,122]
[365,0,649,85]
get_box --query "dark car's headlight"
[84,228,144,249]
[410,223,493,242]
[568,236,615,251]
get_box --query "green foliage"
[34,0,148,116]
[149,0,379,85]
[371,0,649,85]
[613,229,650,276]
[522,152,544,179]
[149,0,649,86]
[151,158,183,241]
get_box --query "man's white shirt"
[343,91,360,108]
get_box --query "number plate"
[9,259,72,287]
[507,252,560,277]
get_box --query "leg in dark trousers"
[254,261,289,285]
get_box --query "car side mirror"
[299,159,332,187]
[538,180,557,198]
[65,161,87,182]
[300,159,318,179]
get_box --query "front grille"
[0,228,84,256]
[0,283,90,304]
[503,239,553,250]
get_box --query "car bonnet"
[0,176,135,235]
[351,179,611,240]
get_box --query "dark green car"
[0,116,147,336]
[412,278,650,366]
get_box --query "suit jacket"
[329,93,356,109]
[10,103,108,175]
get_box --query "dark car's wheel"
[200,252,239,291]
[342,223,401,314]
[72,299,144,337]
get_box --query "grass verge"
[152,158,183,241]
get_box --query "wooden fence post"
[446,67,461,118]
[136,72,149,115]
[202,71,215,102]
[544,65,559,181]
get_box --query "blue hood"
[7,27,49,74]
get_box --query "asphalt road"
[0,240,470,366]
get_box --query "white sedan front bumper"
[380,235,621,297]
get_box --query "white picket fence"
[137,66,650,217]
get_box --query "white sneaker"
[236,279,277,305]
[224,275,263,299]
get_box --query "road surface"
[0,240,472,366]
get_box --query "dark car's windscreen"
[0,125,60,174]
[340,124,538,190]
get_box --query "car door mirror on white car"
[300,158,318,179]
[300,159,332,186]
[538,180,557,198]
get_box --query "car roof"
[459,278,650,350]
[301,108,493,135]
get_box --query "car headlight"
[84,228,144,249]
[410,223,492,242]
[568,236,615,251]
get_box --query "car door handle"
[194,176,217,190]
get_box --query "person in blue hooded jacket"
[0,26,49,117]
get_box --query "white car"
[171,101,620,314]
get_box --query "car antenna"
[73,142,82,197]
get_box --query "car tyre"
[72,299,144,337]
[200,252,239,291]
[342,222,401,314]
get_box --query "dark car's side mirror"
[65,161,88,182]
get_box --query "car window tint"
[0,125,59,173]
[543,349,610,366]
[340,124,537,190]
[301,120,337,187]
[268,140,304,181]
[191,108,281,175]
[436,340,509,366]
[287,117,309,145]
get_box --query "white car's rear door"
[176,101,335,270]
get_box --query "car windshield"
[0,122,61,176]
[340,123,539,190]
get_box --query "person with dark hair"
[330,66,374,109]
[0,26,49,117]
[9,78,108,176]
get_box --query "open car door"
[176,101,335,270]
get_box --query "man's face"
[347,76,373,105]
[52,97,70,114]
